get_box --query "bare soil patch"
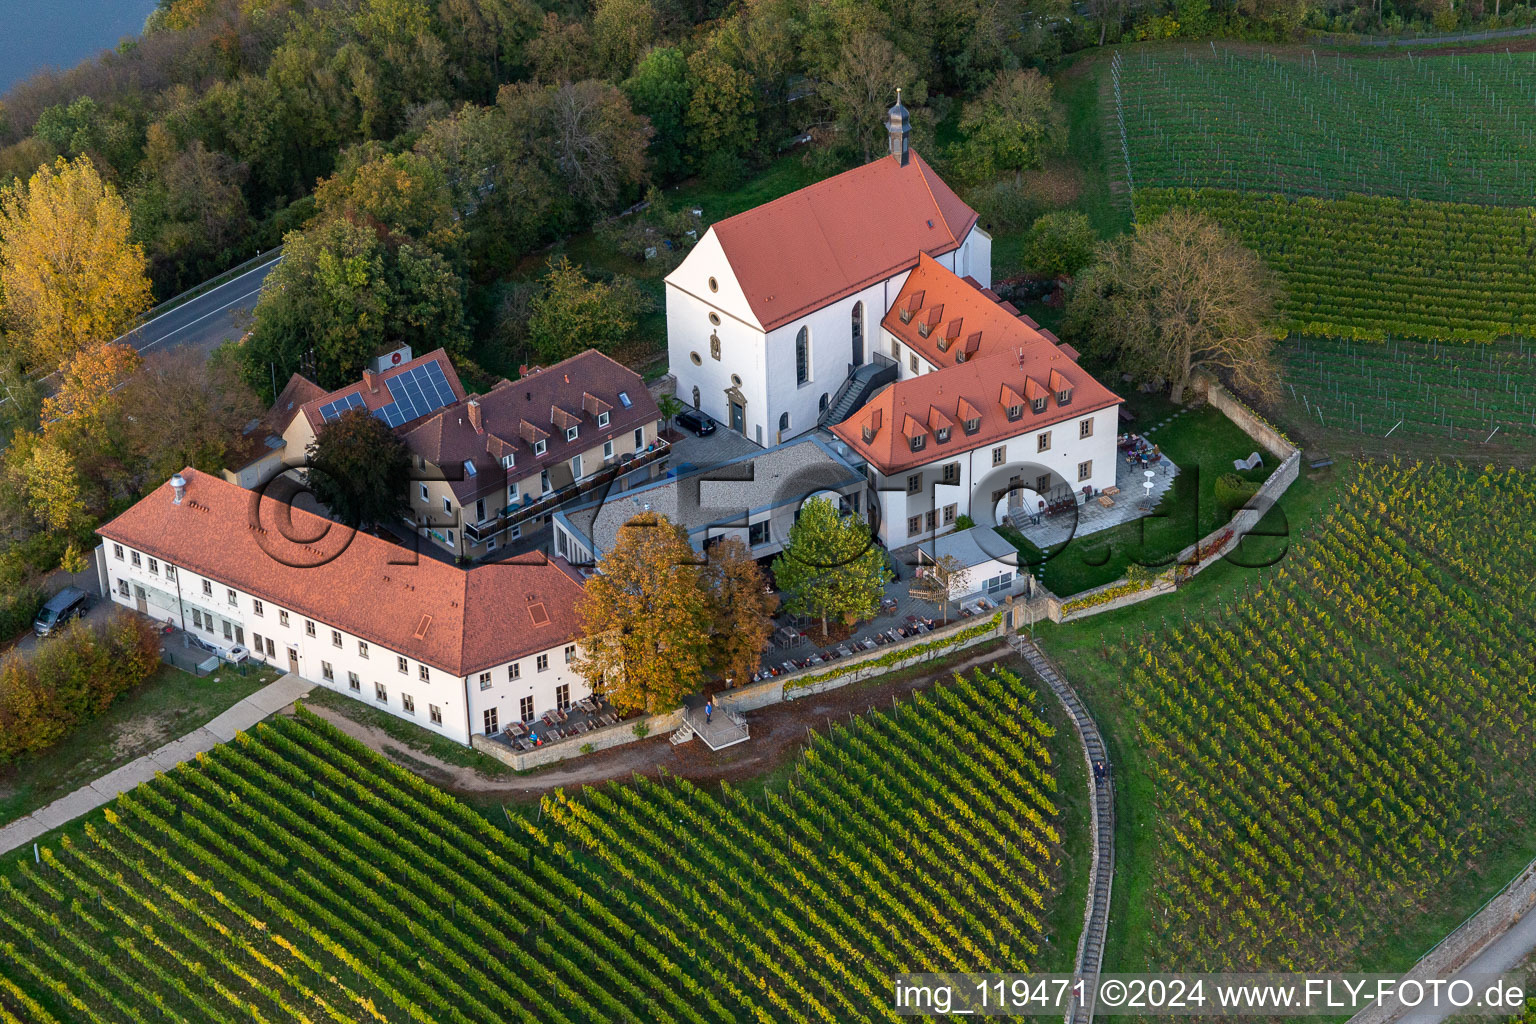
[303,643,1019,803]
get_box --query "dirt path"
[305,644,1018,802]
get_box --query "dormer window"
[534,439,547,456]
[565,425,578,442]
[862,425,876,443]
[1057,389,1072,405]
[1007,404,1023,421]
[1032,397,1047,413]
[598,411,609,428]
[501,454,514,469]
[917,321,932,338]
[963,417,980,434]
[935,427,950,443]
[899,307,914,324]
[909,435,926,452]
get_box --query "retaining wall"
[1038,376,1301,623]
[472,708,686,770]
[718,612,1007,713]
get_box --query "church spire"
[887,88,910,166]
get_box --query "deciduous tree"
[819,33,920,163]
[112,346,263,480]
[951,69,1066,185]
[1022,210,1096,279]
[1066,207,1279,404]
[527,255,641,363]
[0,156,152,370]
[703,537,777,687]
[304,407,412,528]
[771,496,889,637]
[575,511,713,714]
[242,216,468,394]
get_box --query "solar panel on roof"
[374,359,456,427]
[318,391,364,422]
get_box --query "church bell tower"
[887,89,910,166]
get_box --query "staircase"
[819,356,898,428]
[1009,633,1115,1024]
[669,720,694,745]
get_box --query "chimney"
[362,369,378,394]
[467,399,483,434]
[170,473,187,505]
[887,89,910,167]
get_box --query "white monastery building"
[666,96,991,447]
[96,468,589,745]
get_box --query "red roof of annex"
[97,468,585,676]
[705,151,979,331]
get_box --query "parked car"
[33,586,90,637]
[675,409,716,436]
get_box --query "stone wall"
[1192,373,1297,462]
[1036,377,1301,624]
[472,707,686,770]
[717,611,1007,713]
[1347,855,1536,1024]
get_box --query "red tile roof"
[97,469,585,676]
[401,349,660,505]
[707,152,978,331]
[299,349,468,433]
[832,353,1120,474]
[228,373,326,472]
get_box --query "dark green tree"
[304,407,411,528]
[623,47,691,181]
[242,216,468,395]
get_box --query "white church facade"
[666,97,992,447]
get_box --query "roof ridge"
[912,154,959,246]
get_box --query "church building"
[666,94,992,447]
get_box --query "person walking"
[705,699,713,725]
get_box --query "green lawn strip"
[0,663,278,828]
[1057,53,1132,241]
[301,685,519,779]
[1006,390,1279,596]
[1028,461,1346,975]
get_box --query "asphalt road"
[1396,908,1536,1024]
[122,255,281,359]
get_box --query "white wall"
[866,404,1118,547]
[465,644,590,739]
[99,540,583,746]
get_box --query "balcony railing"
[464,437,671,544]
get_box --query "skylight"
[463,460,477,476]
[618,391,632,408]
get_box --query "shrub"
[967,179,1044,234]
[954,514,975,531]
[0,610,162,766]
[1214,472,1262,511]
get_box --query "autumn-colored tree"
[315,143,463,258]
[40,342,142,432]
[527,255,642,363]
[305,407,413,528]
[1066,207,1279,403]
[952,69,1066,185]
[13,433,87,532]
[0,156,152,370]
[771,496,890,636]
[111,346,263,481]
[703,537,778,687]
[575,511,713,715]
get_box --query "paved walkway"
[1011,634,1114,1024]
[0,673,312,856]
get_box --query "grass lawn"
[302,685,518,778]
[1029,460,1346,975]
[1002,389,1281,596]
[0,662,280,828]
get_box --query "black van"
[33,586,90,638]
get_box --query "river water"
[0,0,159,94]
